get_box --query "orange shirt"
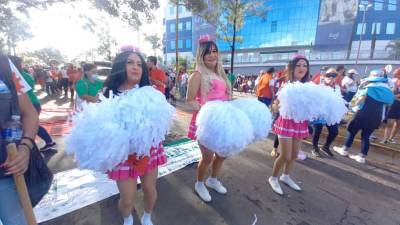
[150,68,167,93]
[256,73,273,98]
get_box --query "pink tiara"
[120,45,141,53]
[292,54,305,59]
[198,35,213,44]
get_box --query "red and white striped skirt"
[107,144,167,180]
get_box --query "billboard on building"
[314,0,359,50]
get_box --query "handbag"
[23,139,54,207]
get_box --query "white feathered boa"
[66,86,176,172]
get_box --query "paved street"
[38,93,400,225]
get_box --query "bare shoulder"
[189,71,201,81]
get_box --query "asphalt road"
[38,94,400,225]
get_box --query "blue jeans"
[0,178,28,225]
[345,124,375,156]
[33,104,53,144]
[257,97,272,106]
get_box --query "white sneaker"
[140,216,153,225]
[195,182,212,202]
[123,215,133,225]
[280,174,301,191]
[388,139,397,144]
[333,146,349,156]
[268,177,283,195]
[205,178,227,194]
[349,154,366,164]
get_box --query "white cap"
[347,69,358,75]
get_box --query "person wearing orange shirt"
[256,67,275,106]
[147,56,167,94]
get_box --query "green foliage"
[145,34,162,56]
[23,47,66,65]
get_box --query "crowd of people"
[0,34,399,224]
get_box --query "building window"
[271,21,277,33]
[374,1,383,10]
[386,23,396,34]
[169,6,175,15]
[170,23,175,33]
[170,41,175,50]
[178,5,183,13]
[186,39,191,49]
[356,23,366,35]
[178,22,183,31]
[371,23,381,34]
[186,21,192,31]
[388,0,397,10]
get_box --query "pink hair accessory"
[198,35,213,44]
[120,45,141,53]
[292,54,306,59]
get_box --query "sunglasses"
[326,73,337,78]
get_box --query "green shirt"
[76,77,103,97]
[21,71,40,105]
[228,73,236,86]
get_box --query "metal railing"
[222,50,400,65]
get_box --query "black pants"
[345,120,375,156]
[312,123,339,150]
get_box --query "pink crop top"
[198,78,229,104]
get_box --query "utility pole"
[175,3,179,77]
[355,2,372,66]
[230,0,239,75]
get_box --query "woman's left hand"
[1,145,31,176]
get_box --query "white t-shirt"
[342,76,357,92]
[61,69,68,78]
[181,73,189,86]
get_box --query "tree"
[179,0,268,74]
[386,40,400,60]
[145,34,162,56]
[0,0,161,54]
[24,47,66,65]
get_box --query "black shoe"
[40,142,56,151]
[321,147,334,157]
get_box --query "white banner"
[34,140,201,223]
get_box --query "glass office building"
[217,0,320,51]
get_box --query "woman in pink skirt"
[186,36,232,202]
[269,56,310,195]
[104,49,167,225]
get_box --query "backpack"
[0,54,53,206]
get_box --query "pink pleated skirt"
[273,116,309,138]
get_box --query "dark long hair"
[83,63,96,79]
[286,57,310,83]
[104,51,150,97]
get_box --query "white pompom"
[66,86,175,172]
[195,101,254,157]
[231,98,273,140]
[277,82,325,122]
[277,82,347,125]
[317,85,348,125]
